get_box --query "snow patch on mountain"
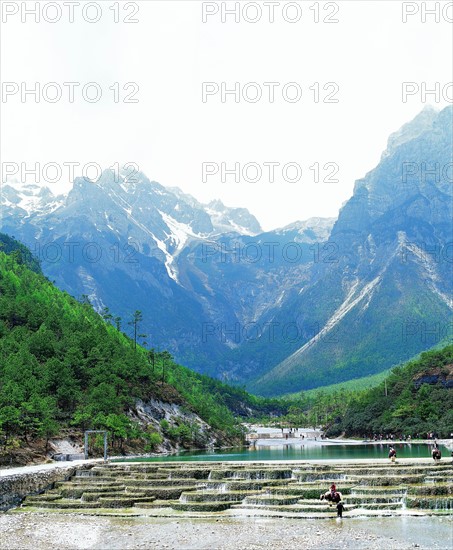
[153,234,178,282]
[76,266,105,312]
[161,212,198,250]
[159,211,209,282]
[276,274,383,374]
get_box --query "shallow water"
[1,512,451,549]
[343,515,453,548]
[122,443,449,462]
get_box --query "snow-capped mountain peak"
[1,181,65,218]
[274,217,336,242]
[1,170,263,284]
[205,199,262,236]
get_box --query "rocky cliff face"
[128,398,221,453]
[413,364,453,389]
[249,106,453,394]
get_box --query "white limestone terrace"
[245,427,453,450]
[2,448,451,480]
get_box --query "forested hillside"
[0,236,279,462]
[253,345,453,440]
[326,345,453,438]
[0,233,42,274]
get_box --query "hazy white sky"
[1,0,452,230]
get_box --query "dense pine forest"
[270,345,453,439]
[0,235,273,460]
[328,345,453,438]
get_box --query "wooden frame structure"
[84,430,108,461]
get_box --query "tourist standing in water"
[432,446,441,463]
[388,446,397,463]
[336,500,345,518]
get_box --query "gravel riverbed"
[0,513,451,549]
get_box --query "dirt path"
[0,459,102,478]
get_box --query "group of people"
[388,444,443,463]
[320,442,448,518]
[371,433,412,442]
[319,441,449,519]
[369,432,441,442]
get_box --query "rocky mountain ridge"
[2,106,451,395]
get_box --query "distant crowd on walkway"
[365,431,439,442]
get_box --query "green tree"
[148,348,156,376]
[128,310,143,349]
[161,350,173,383]
[101,306,113,323]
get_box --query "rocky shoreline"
[0,513,451,549]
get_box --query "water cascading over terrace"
[15,461,453,517]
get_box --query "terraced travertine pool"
[15,460,453,518]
